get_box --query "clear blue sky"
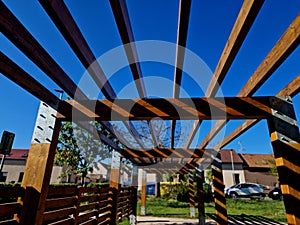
[1,0,299,154]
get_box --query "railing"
[0,185,136,225]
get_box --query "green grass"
[134,196,287,223]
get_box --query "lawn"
[127,197,286,223]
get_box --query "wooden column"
[140,169,147,216]
[130,164,138,225]
[109,149,121,225]
[212,152,228,225]
[17,102,61,225]
[196,165,205,225]
[267,96,300,225]
[188,169,195,218]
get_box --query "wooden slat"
[0,202,21,217]
[0,2,87,100]
[206,0,265,96]
[43,207,74,223]
[109,0,146,97]
[63,97,275,121]
[185,0,265,149]
[47,186,77,198]
[78,203,98,213]
[0,186,24,199]
[0,220,19,225]
[45,197,75,210]
[215,74,300,149]
[197,14,300,150]
[47,217,73,225]
[171,0,192,148]
[77,211,97,224]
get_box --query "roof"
[220,149,243,164]
[0,149,29,160]
[239,154,275,168]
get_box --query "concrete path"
[137,216,216,225]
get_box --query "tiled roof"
[0,149,29,160]
[239,153,275,168]
[220,149,243,163]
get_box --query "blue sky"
[1,0,299,154]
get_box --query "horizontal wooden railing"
[0,185,135,225]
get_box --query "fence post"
[266,96,300,225]
[196,164,205,225]
[140,169,147,216]
[188,169,195,218]
[109,187,118,225]
[212,152,228,225]
[18,102,61,225]
[130,164,138,225]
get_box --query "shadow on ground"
[206,213,286,225]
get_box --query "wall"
[222,163,245,188]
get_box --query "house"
[0,149,70,184]
[219,149,246,188]
[239,153,278,188]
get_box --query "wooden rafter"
[39,0,116,100]
[184,0,264,149]
[0,2,86,101]
[171,0,192,149]
[61,97,277,121]
[197,13,300,149]
[215,75,300,149]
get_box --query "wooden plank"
[0,220,19,225]
[0,202,21,217]
[185,0,265,149]
[39,0,116,100]
[64,97,275,121]
[238,13,300,97]
[47,186,77,198]
[43,207,74,223]
[216,75,300,149]
[47,218,73,225]
[109,0,146,97]
[45,197,75,210]
[76,211,96,224]
[206,0,265,96]
[78,203,98,213]
[0,186,24,199]
[0,2,87,100]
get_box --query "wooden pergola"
[0,0,299,225]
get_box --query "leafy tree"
[55,121,119,185]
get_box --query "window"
[0,172,8,182]
[18,172,24,182]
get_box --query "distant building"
[239,153,278,188]
[220,149,246,188]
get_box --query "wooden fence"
[0,185,136,225]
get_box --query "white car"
[225,183,265,199]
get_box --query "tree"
[55,121,119,185]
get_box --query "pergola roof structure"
[1,0,299,173]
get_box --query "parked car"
[225,183,265,199]
[268,187,283,200]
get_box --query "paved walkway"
[137,215,286,225]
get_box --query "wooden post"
[188,169,195,218]
[140,169,147,216]
[196,164,205,225]
[130,164,138,225]
[212,152,228,225]
[267,96,300,225]
[17,101,61,225]
[109,149,121,225]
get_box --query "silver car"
[225,183,265,199]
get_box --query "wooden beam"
[109,0,146,97]
[197,14,300,149]
[238,13,300,97]
[17,102,61,225]
[267,96,300,225]
[185,0,264,149]
[172,0,192,148]
[0,2,86,100]
[140,170,147,216]
[39,0,116,100]
[215,74,300,149]
[206,0,265,97]
[212,153,228,225]
[62,97,277,121]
